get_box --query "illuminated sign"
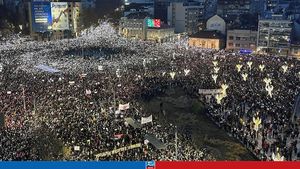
[147,19,161,28]
[240,49,253,54]
[51,2,69,30]
[31,1,52,32]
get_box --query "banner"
[119,103,130,111]
[95,143,142,158]
[51,2,69,30]
[198,89,222,95]
[31,1,52,32]
[141,115,153,124]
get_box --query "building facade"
[291,44,300,58]
[119,14,175,42]
[206,15,226,35]
[226,29,257,51]
[124,0,154,17]
[257,15,292,55]
[119,16,148,40]
[217,0,251,21]
[147,26,175,42]
[167,1,204,35]
[188,30,224,50]
[29,1,82,41]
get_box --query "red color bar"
[156,162,300,169]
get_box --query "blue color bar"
[0,162,146,169]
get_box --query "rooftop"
[190,30,224,39]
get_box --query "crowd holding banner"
[0,21,300,161]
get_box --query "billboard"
[31,1,52,32]
[147,19,161,28]
[51,2,69,30]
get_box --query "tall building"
[167,1,204,34]
[119,12,149,40]
[202,0,217,19]
[257,14,292,55]
[266,0,279,12]
[124,0,154,17]
[250,0,266,15]
[154,0,170,23]
[217,0,251,20]
[29,1,82,40]
[81,0,96,8]
[124,0,154,5]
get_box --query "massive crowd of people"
[0,22,300,161]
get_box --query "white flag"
[98,65,103,71]
[141,115,153,124]
[118,103,130,111]
[85,89,92,95]
[74,146,80,151]
[69,81,75,85]
[144,139,150,145]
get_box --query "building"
[217,0,251,21]
[124,0,154,5]
[147,25,175,42]
[226,29,257,51]
[167,1,204,34]
[257,14,292,56]
[266,0,279,12]
[202,0,217,19]
[119,12,175,42]
[206,15,226,35]
[291,44,300,58]
[250,0,266,15]
[81,0,95,8]
[154,0,172,23]
[29,1,82,41]
[286,1,300,20]
[188,30,224,50]
[119,13,149,40]
[124,0,154,17]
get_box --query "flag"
[69,81,75,85]
[85,89,92,95]
[112,134,124,141]
[74,146,80,151]
[141,115,153,124]
[98,65,103,71]
[144,139,150,145]
[119,103,130,111]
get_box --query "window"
[236,44,240,47]
[236,37,241,40]
[229,36,234,40]
[228,43,233,47]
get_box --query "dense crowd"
[0,22,300,161]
